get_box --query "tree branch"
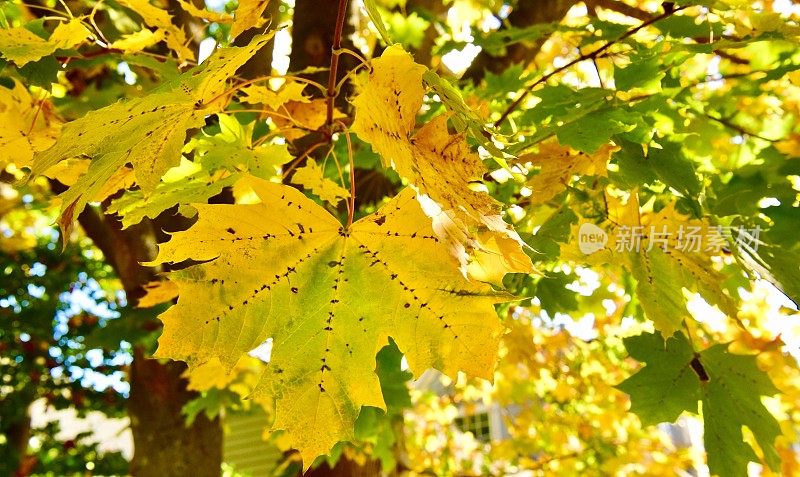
[494,4,688,127]
[463,0,577,83]
[326,0,349,129]
[585,0,653,21]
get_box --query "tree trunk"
[462,0,577,82]
[128,348,222,477]
[75,207,224,477]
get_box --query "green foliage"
[618,332,782,477]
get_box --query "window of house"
[454,411,491,442]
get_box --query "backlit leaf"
[291,160,350,206]
[30,34,273,232]
[151,177,509,465]
[0,19,90,66]
[118,0,195,61]
[618,332,782,477]
[352,45,532,278]
[231,0,272,39]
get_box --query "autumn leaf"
[176,0,233,24]
[0,19,91,66]
[231,0,272,39]
[118,0,195,61]
[291,160,350,206]
[29,34,273,233]
[151,176,509,465]
[351,44,533,279]
[519,141,616,205]
[238,81,309,110]
[188,114,293,180]
[618,332,782,477]
[109,28,164,54]
[0,80,61,169]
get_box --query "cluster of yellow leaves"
[29,34,273,233]
[404,313,700,475]
[351,45,533,283]
[0,18,91,66]
[117,0,195,61]
[0,80,60,170]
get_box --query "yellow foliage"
[231,0,272,39]
[520,141,616,205]
[0,80,61,169]
[0,19,90,66]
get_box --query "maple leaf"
[291,160,350,206]
[151,176,509,465]
[189,114,293,180]
[561,193,737,336]
[29,34,273,233]
[231,0,272,39]
[351,44,533,279]
[238,82,309,109]
[0,80,61,169]
[118,0,195,61]
[617,332,782,477]
[0,19,90,66]
[519,141,616,205]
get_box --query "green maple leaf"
[150,176,509,466]
[29,34,273,232]
[617,332,782,477]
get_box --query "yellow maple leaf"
[137,280,180,308]
[238,81,309,110]
[520,141,616,205]
[291,159,350,206]
[176,0,233,24]
[118,0,195,61]
[151,176,509,465]
[0,80,61,169]
[352,44,533,279]
[109,28,164,54]
[269,98,342,142]
[231,0,272,39]
[0,18,90,66]
[30,34,273,234]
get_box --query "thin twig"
[341,125,356,228]
[494,5,688,127]
[326,0,349,130]
[699,110,778,142]
[282,141,329,180]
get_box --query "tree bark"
[75,207,223,477]
[128,348,222,477]
[288,0,357,97]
